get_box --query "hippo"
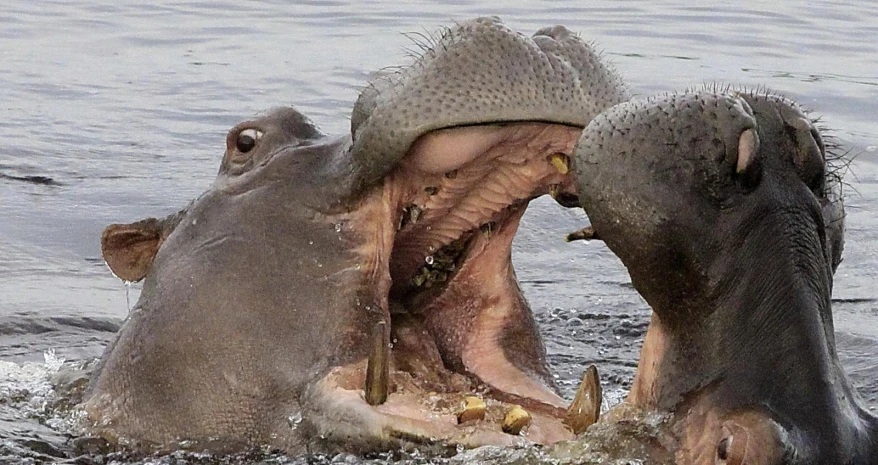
[570,89,877,464]
[83,17,627,454]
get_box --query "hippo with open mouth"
[83,18,627,453]
[570,89,877,463]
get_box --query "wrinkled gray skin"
[84,18,628,454]
[574,90,877,464]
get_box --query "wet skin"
[572,90,877,464]
[84,18,627,454]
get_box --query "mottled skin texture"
[574,90,877,464]
[84,18,629,454]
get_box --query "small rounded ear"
[716,412,794,465]
[101,214,179,282]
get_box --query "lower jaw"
[302,361,575,453]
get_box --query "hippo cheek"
[676,407,795,465]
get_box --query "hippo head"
[86,18,627,454]
[573,90,877,464]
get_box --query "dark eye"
[236,128,262,153]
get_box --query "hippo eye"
[236,129,263,153]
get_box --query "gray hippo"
[84,18,626,454]
[570,89,877,464]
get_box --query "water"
[1,1,876,463]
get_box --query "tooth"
[564,364,601,434]
[502,405,531,435]
[364,320,389,406]
[480,222,495,238]
[565,225,600,242]
[412,269,428,287]
[409,205,421,225]
[457,396,487,424]
[550,153,570,175]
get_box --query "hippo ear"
[101,212,183,282]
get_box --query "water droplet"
[335,223,343,232]
[425,256,434,265]
[309,240,314,245]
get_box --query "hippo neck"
[630,209,871,435]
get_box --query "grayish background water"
[0,1,876,463]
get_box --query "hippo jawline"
[298,121,597,451]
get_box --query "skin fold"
[571,89,877,464]
[83,17,629,454]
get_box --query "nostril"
[734,128,762,189]
[785,118,825,192]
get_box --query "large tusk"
[364,320,390,406]
[564,364,602,434]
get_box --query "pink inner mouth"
[307,123,591,449]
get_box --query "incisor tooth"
[364,320,389,406]
[564,364,601,434]
[457,396,487,423]
[550,153,570,175]
[502,405,531,435]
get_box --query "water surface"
[1,1,876,463]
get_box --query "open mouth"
[306,122,600,451]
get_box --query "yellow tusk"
[457,396,487,424]
[502,405,532,435]
[550,153,570,175]
[364,320,390,406]
[564,364,602,434]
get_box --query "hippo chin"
[83,18,628,454]
[572,90,877,463]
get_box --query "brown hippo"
[571,89,877,464]
[83,18,626,454]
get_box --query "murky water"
[1,1,876,463]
